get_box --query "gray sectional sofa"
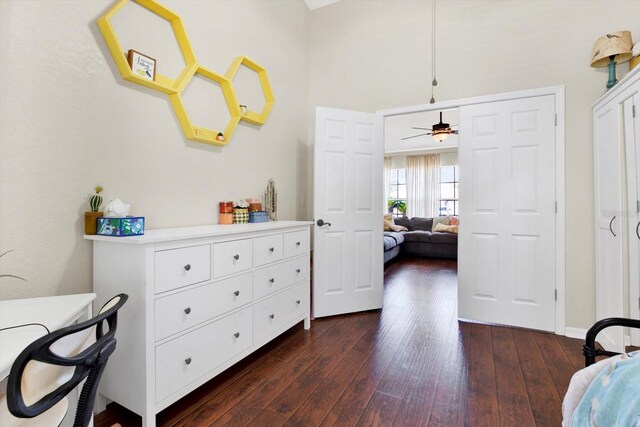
[384,216,458,263]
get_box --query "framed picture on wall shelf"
[127,49,156,81]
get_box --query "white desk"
[0,293,96,380]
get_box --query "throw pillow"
[389,224,408,232]
[434,223,458,234]
[450,216,459,225]
[432,215,451,231]
[383,214,394,231]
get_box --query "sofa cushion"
[409,217,433,231]
[383,231,405,251]
[430,231,458,244]
[432,215,451,231]
[403,230,432,243]
[394,216,410,229]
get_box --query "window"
[439,165,458,216]
[388,168,407,217]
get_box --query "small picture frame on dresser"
[127,49,156,81]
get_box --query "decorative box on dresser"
[85,221,312,427]
[592,66,640,351]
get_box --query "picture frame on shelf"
[127,49,156,81]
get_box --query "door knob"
[636,221,639,240]
[234,332,240,338]
[234,254,240,260]
[269,314,275,319]
[184,264,191,271]
[234,290,240,296]
[317,219,332,227]
[184,307,191,315]
[185,357,192,365]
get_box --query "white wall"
[308,0,640,329]
[0,0,309,300]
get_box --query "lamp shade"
[591,31,633,67]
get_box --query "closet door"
[625,93,640,346]
[594,101,625,351]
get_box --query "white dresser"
[85,221,312,427]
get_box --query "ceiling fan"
[401,111,458,142]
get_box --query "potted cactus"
[84,186,104,235]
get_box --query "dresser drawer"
[284,230,309,259]
[253,282,307,342]
[155,307,253,403]
[213,239,252,278]
[155,273,252,341]
[253,258,309,300]
[253,234,283,267]
[155,245,211,294]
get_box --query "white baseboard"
[564,327,588,340]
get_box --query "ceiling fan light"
[433,132,449,142]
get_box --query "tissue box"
[249,211,269,223]
[97,216,145,236]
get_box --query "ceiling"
[303,0,344,11]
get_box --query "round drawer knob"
[234,332,240,338]
[269,314,275,319]
[269,278,275,284]
[184,307,191,315]
[234,290,240,296]
[184,264,191,271]
[233,254,240,260]
[296,241,301,246]
[269,247,275,253]
[185,357,192,365]
[296,269,301,274]
[296,300,301,305]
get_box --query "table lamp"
[591,31,633,90]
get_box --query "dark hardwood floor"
[96,258,584,427]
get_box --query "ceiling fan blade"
[411,127,431,130]
[401,133,431,140]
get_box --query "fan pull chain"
[430,0,437,104]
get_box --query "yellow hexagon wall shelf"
[225,56,274,126]
[97,0,197,94]
[169,66,241,146]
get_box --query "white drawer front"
[253,282,307,342]
[284,230,309,259]
[155,273,253,341]
[213,239,253,278]
[281,256,309,288]
[155,245,211,294]
[253,234,283,268]
[155,307,252,403]
[253,258,309,300]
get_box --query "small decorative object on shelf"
[265,179,277,221]
[249,211,269,223]
[127,49,156,82]
[219,201,233,224]
[84,186,104,235]
[233,200,249,224]
[216,132,225,142]
[239,105,248,115]
[97,217,145,236]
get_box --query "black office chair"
[3,293,128,427]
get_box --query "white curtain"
[383,156,393,213]
[406,154,440,218]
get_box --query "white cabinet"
[593,67,640,351]
[86,221,312,427]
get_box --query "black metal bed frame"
[582,317,640,367]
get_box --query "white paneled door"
[313,107,383,317]
[458,95,557,331]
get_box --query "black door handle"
[317,219,332,227]
[609,216,616,237]
[636,221,639,240]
